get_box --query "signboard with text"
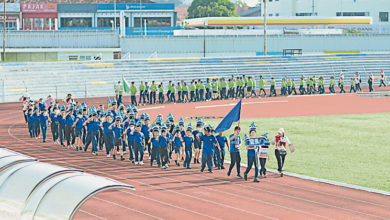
[97,3,174,11]
[21,3,57,13]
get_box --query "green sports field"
[205,112,390,192]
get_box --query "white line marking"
[195,100,288,109]
[138,106,165,111]
[78,209,107,220]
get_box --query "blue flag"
[215,100,242,133]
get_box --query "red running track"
[1,92,390,220]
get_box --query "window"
[60,18,92,28]
[97,17,120,28]
[379,12,389,22]
[34,18,39,28]
[296,12,313,16]
[133,17,171,27]
[336,12,369,16]
[268,13,273,16]
[275,13,279,16]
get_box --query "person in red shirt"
[272,128,295,177]
[379,69,387,88]
[368,73,374,92]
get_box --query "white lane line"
[93,196,164,220]
[195,100,288,109]
[138,106,165,111]
[78,209,107,220]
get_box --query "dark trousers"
[291,87,297,95]
[40,123,47,141]
[228,152,241,174]
[287,86,292,95]
[329,85,335,93]
[160,147,169,166]
[134,142,144,162]
[131,95,137,106]
[151,147,161,166]
[139,91,144,104]
[199,89,205,101]
[85,130,98,153]
[206,88,211,100]
[117,95,123,105]
[127,140,135,160]
[33,121,40,137]
[159,92,164,103]
[340,85,345,93]
[28,122,34,137]
[299,85,305,95]
[368,81,373,92]
[149,92,156,104]
[221,88,227,99]
[201,152,213,172]
[65,125,75,146]
[259,158,267,176]
[103,133,114,155]
[184,148,192,168]
[190,91,195,102]
[213,147,222,168]
[145,137,151,154]
[349,85,355,93]
[270,86,276,97]
[195,89,199,101]
[178,91,182,102]
[379,79,386,87]
[170,93,176,103]
[306,84,312,94]
[51,122,58,142]
[59,124,65,145]
[275,149,286,172]
[244,156,258,178]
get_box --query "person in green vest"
[291,79,297,95]
[195,80,201,101]
[329,76,336,93]
[130,82,138,106]
[199,80,205,101]
[259,75,266,97]
[167,81,172,102]
[318,77,325,94]
[205,78,211,101]
[212,79,219,100]
[349,77,356,93]
[220,78,227,99]
[246,76,253,97]
[190,81,196,102]
[170,82,176,103]
[138,81,145,105]
[312,76,317,93]
[150,81,157,104]
[177,82,182,103]
[114,81,124,105]
[182,82,189,102]
[144,82,150,104]
[228,78,235,99]
[280,78,286,96]
[243,75,248,96]
[286,77,292,95]
[309,78,314,94]
[339,76,345,93]
[250,76,257,97]
[306,77,312,95]
[299,76,305,95]
[269,77,276,97]
[158,82,165,104]
[235,77,240,98]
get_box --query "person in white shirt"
[379,69,387,88]
[272,128,295,177]
[368,73,374,92]
[354,72,361,92]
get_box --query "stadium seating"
[1,54,389,102]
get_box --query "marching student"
[349,78,356,93]
[142,116,151,157]
[258,75,266,97]
[159,124,170,169]
[83,112,100,155]
[306,77,312,95]
[102,112,114,157]
[193,119,203,164]
[205,78,211,101]
[158,82,165,104]
[216,131,228,170]
[139,81,145,105]
[64,108,75,149]
[144,82,150,104]
[379,69,387,87]
[167,81,172,102]
[291,79,297,95]
[183,125,194,169]
[32,107,40,139]
[130,82,138,106]
[299,76,305,95]
[177,82,183,103]
[269,77,276,97]
[58,107,66,146]
[199,80,205,101]
[243,123,265,183]
[368,73,374,92]
[182,82,189,102]
[355,72,362,92]
[220,78,227,99]
[227,126,242,178]
[150,126,161,167]
[27,108,34,138]
[280,78,287,96]
[258,134,270,178]
[339,76,346,93]
[170,83,176,103]
[50,106,59,144]
[189,81,195,102]
[199,125,217,173]
[272,128,295,177]
[195,81,200,101]
[110,116,125,160]
[173,127,183,166]
[114,81,124,105]
[318,77,324,94]
[73,110,85,151]
[132,122,145,165]
[312,76,317,92]
[246,77,253,97]
[228,79,235,99]
[286,77,292,95]
[150,81,157,104]
[39,109,49,143]
[212,79,219,100]
[329,76,336,93]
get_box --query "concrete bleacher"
[1,54,389,102]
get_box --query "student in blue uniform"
[110,116,125,160]
[82,107,88,145]
[83,112,100,155]
[58,108,66,147]
[227,126,242,178]
[64,108,75,149]
[142,117,151,157]
[211,127,222,169]
[27,108,34,138]
[244,123,266,183]
[199,125,217,173]
[216,131,229,170]
[101,112,114,157]
[193,119,203,164]
[126,119,136,163]
[173,127,183,166]
[149,126,161,167]
[39,109,49,142]
[183,126,194,169]
[32,108,40,139]
[73,110,85,151]
[159,125,170,169]
[50,107,59,144]
[132,122,145,165]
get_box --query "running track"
[1,91,390,220]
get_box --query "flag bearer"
[216,131,228,170]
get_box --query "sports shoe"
[139,161,144,165]
[92,152,96,156]
[280,172,284,177]
[135,161,139,165]
[113,155,116,160]
[106,154,111,158]
[237,174,243,179]
[116,151,120,155]
[254,178,260,183]
[123,151,127,154]
[121,156,125,161]
[244,173,248,181]
[227,170,231,176]
[221,165,225,169]
[208,170,213,173]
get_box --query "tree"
[187,0,237,19]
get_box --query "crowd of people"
[21,94,295,182]
[115,70,387,106]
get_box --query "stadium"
[0,0,389,219]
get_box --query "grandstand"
[1,54,389,102]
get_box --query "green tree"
[187,0,237,19]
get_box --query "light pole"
[114,0,117,30]
[2,0,6,61]
[263,0,267,56]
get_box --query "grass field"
[205,112,390,192]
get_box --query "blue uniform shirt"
[180,130,186,138]
[159,135,168,147]
[174,136,182,147]
[133,131,144,144]
[65,114,75,126]
[102,121,113,133]
[246,139,256,157]
[50,113,57,122]
[183,136,194,149]
[38,103,45,111]
[216,135,227,149]
[229,134,241,153]
[39,114,48,125]
[57,115,65,125]
[151,137,160,148]
[201,134,216,154]
[112,124,124,138]
[75,117,85,129]
[32,113,39,122]
[141,124,150,138]
[126,128,135,141]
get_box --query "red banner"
[21,3,57,13]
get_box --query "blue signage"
[247,137,270,147]
[97,3,174,11]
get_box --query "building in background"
[0,3,21,30]
[261,0,389,24]
[58,4,96,29]
[21,3,58,30]
[239,6,261,17]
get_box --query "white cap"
[278,128,285,134]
